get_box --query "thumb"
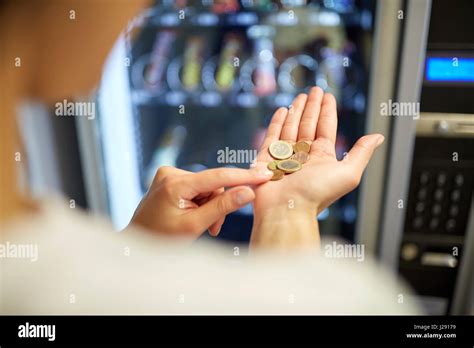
[187,186,255,234]
[346,134,384,175]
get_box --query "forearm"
[250,205,320,251]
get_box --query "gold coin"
[277,159,302,173]
[269,140,294,160]
[270,169,285,181]
[267,160,279,171]
[292,151,309,164]
[293,141,311,153]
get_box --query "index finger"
[181,167,274,197]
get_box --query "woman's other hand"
[130,166,273,239]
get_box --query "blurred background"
[16,0,473,315]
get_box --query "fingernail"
[234,189,254,205]
[259,168,274,177]
[215,227,221,236]
[376,135,385,146]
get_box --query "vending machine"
[378,0,474,314]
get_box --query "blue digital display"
[426,57,474,82]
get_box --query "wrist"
[251,202,320,250]
[253,196,316,218]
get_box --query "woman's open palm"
[252,87,384,217]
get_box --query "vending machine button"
[449,205,459,217]
[401,243,419,261]
[413,216,424,230]
[436,172,447,186]
[429,217,440,230]
[446,219,457,233]
[417,188,428,201]
[419,171,430,185]
[431,204,442,216]
[415,201,426,214]
[433,188,444,201]
[450,189,461,202]
[454,173,464,187]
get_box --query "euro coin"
[294,141,311,153]
[277,159,302,173]
[267,160,279,171]
[269,140,294,159]
[270,169,285,181]
[292,151,309,164]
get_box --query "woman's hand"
[250,87,384,249]
[130,166,274,239]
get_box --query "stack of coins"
[267,140,311,181]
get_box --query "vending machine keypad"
[400,136,473,307]
[410,168,471,235]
